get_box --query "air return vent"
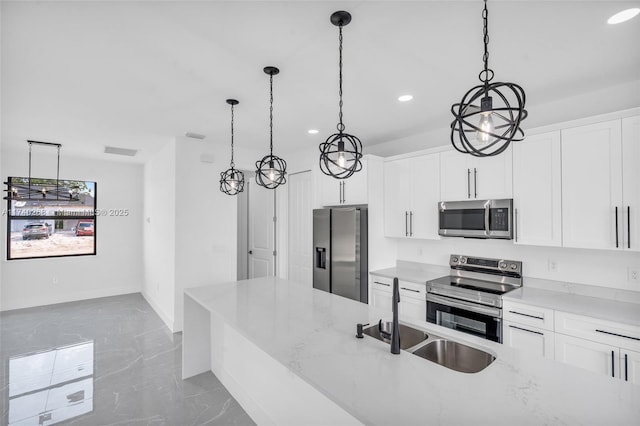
[104,146,138,157]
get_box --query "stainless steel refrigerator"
[313,207,368,303]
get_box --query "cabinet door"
[440,150,472,201]
[399,293,426,322]
[555,334,618,378]
[504,321,554,359]
[384,159,412,238]
[472,146,513,200]
[622,116,640,251]
[371,288,392,311]
[621,349,640,385]
[512,132,562,246]
[320,175,342,207]
[343,161,368,205]
[562,120,623,250]
[410,154,441,239]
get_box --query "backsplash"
[395,238,640,293]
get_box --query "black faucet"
[391,277,401,354]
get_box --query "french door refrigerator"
[313,207,368,303]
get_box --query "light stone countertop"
[369,261,449,284]
[185,277,639,426]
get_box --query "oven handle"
[427,293,501,318]
[484,202,490,237]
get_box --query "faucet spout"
[391,277,401,354]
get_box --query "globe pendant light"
[255,66,287,189]
[219,99,245,196]
[450,0,528,157]
[319,11,363,179]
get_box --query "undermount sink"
[412,339,495,373]
[362,321,429,350]
[361,321,495,373]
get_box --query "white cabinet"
[512,131,562,246]
[504,321,555,359]
[503,300,555,359]
[384,154,440,239]
[554,311,640,384]
[398,281,426,322]
[320,158,368,206]
[561,118,640,251]
[370,276,392,311]
[440,148,512,201]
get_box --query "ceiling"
[2,0,639,163]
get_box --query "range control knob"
[510,264,518,270]
[452,257,459,263]
[499,262,507,269]
[460,257,467,264]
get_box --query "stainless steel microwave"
[438,199,513,239]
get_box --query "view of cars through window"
[6,177,97,260]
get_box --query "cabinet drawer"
[398,280,426,298]
[555,311,640,352]
[370,275,392,292]
[503,300,554,331]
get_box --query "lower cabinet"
[369,275,426,322]
[622,349,640,384]
[503,321,555,359]
[554,333,618,378]
[370,276,392,311]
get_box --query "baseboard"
[0,287,140,312]
[141,290,175,332]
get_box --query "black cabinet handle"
[611,350,615,378]
[467,168,471,199]
[625,353,628,381]
[508,310,544,321]
[514,208,518,243]
[615,206,619,248]
[474,168,478,198]
[409,211,413,236]
[595,329,640,341]
[343,181,346,203]
[508,324,543,336]
[628,206,631,249]
[405,211,408,237]
[374,281,391,287]
[400,287,420,293]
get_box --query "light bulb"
[230,180,237,189]
[337,151,346,168]
[268,168,276,181]
[477,112,494,143]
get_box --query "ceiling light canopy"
[319,11,363,180]
[607,8,640,24]
[220,99,245,196]
[450,0,528,157]
[398,95,413,102]
[255,66,287,189]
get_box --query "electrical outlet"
[418,247,423,256]
[629,268,640,283]
[548,260,558,273]
[52,277,59,285]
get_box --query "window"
[6,177,97,260]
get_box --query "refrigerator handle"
[315,247,326,269]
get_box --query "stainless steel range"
[426,254,522,343]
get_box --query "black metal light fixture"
[255,66,287,189]
[319,10,363,179]
[450,0,528,157]
[219,99,245,196]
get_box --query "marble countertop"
[185,277,639,426]
[369,262,449,284]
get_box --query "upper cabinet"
[512,131,562,247]
[384,153,440,239]
[562,118,639,251]
[320,158,368,206]
[440,148,512,201]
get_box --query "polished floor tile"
[0,293,256,426]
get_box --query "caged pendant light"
[319,11,363,179]
[255,66,287,189]
[450,0,528,157]
[219,99,245,196]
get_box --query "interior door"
[248,180,275,278]
[288,171,312,286]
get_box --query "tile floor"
[0,293,255,425]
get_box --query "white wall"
[142,139,176,328]
[0,149,144,310]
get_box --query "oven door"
[438,200,489,238]
[426,293,502,343]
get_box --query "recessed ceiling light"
[308,129,319,134]
[607,8,640,24]
[398,95,413,102]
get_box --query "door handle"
[625,353,628,381]
[410,211,413,236]
[467,168,471,199]
[615,206,619,248]
[484,203,490,237]
[405,211,409,237]
[474,168,478,198]
[611,350,615,378]
[343,181,346,203]
[248,250,253,255]
[514,208,518,242]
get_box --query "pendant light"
[319,11,363,179]
[255,66,287,189]
[219,99,245,196]
[450,0,528,157]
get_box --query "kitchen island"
[183,277,639,425]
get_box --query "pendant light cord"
[269,74,274,156]
[337,25,345,133]
[480,0,493,88]
[230,104,235,168]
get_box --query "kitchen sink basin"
[411,339,495,373]
[362,321,429,350]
